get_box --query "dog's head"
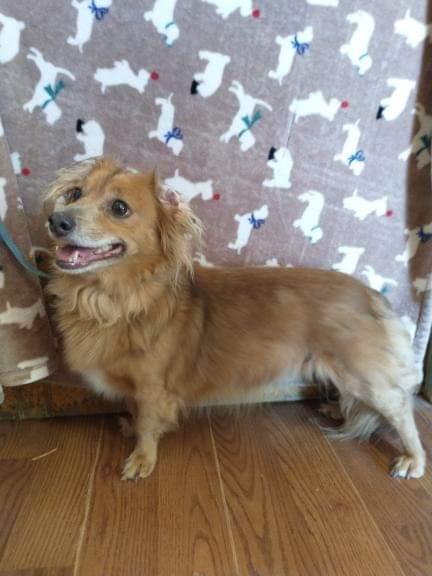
[44,157,201,277]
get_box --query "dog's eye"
[66,187,82,203]
[111,199,130,218]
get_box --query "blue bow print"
[248,213,265,229]
[415,134,431,157]
[238,110,262,139]
[164,126,184,144]
[417,226,432,244]
[291,35,310,55]
[41,80,65,109]
[348,149,366,165]
[89,0,110,20]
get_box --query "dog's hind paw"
[121,449,156,481]
[390,454,425,480]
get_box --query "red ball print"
[213,193,221,201]
[252,8,260,18]
[386,209,394,217]
[21,167,31,176]
[341,101,349,109]
[150,71,159,81]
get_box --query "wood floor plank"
[323,400,432,576]
[0,420,59,460]
[0,460,33,559]
[158,416,235,576]
[211,404,405,576]
[0,418,102,572]
[0,568,72,576]
[77,415,235,576]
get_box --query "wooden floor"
[1,401,432,576]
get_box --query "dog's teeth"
[95,245,111,254]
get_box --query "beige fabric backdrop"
[0,0,431,392]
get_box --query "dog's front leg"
[121,394,179,481]
[118,398,137,438]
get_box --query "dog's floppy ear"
[154,173,202,278]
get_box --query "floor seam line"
[72,417,104,576]
[208,412,240,576]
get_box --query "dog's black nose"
[48,213,76,237]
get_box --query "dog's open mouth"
[55,243,125,269]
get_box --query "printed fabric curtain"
[0,0,431,395]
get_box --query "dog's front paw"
[121,449,156,481]
[390,453,426,480]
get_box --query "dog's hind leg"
[367,388,425,479]
[335,376,425,479]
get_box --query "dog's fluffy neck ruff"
[50,257,191,328]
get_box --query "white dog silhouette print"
[192,51,230,98]
[164,170,214,202]
[144,0,180,46]
[23,48,75,125]
[94,60,150,93]
[201,0,253,19]
[334,121,366,175]
[361,265,398,292]
[67,0,112,52]
[263,146,293,189]
[148,94,183,155]
[293,191,324,244]
[377,78,416,121]
[343,190,387,221]
[221,81,272,152]
[194,253,215,267]
[74,119,105,161]
[10,152,22,175]
[394,9,432,49]
[340,10,375,75]
[395,222,432,266]
[306,0,338,6]
[0,299,46,330]
[332,246,365,275]
[228,204,268,254]
[289,91,340,123]
[412,274,431,296]
[0,177,7,221]
[269,26,313,85]
[18,357,50,384]
[0,12,25,64]
[399,104,432,169]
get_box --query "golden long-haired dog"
[45,157,425,480]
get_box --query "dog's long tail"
[329,396,382,441]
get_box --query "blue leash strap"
[0,219,50,279]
